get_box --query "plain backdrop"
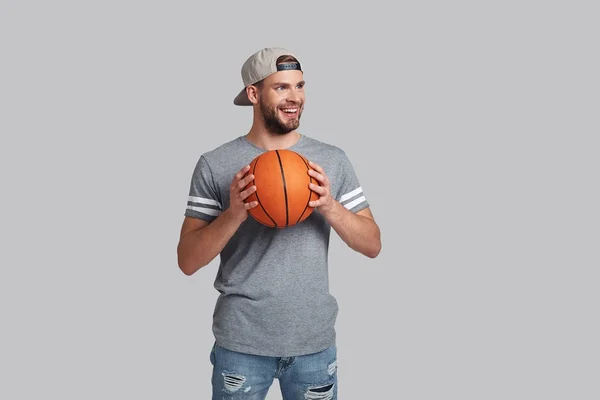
[1,1,598,399]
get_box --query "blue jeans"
[209,342,338,399]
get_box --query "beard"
[259,99,302,135]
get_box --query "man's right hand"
[226,164,258,224]
[177,164,259,275]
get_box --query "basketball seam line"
[296,153,314,224]
[253,154,277,227]
[275,150,289,227]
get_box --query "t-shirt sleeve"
[184,155,223,222]
[335,150,370,213]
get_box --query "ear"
[246,85,260,105]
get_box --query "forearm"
[177,209,242,275]
[322,201,381,258]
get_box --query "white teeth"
[282,108,297,113]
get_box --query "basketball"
[244,149,318,228]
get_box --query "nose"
[286,88,301,104]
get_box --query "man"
[177,47,381,399]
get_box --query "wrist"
[319,200,342,220]
[222,207,246,228]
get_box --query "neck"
[246,125,301,151]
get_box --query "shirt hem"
[214,337,336,357]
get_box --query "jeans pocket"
[209,342,216,366]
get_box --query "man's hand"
[306,160,381,258]
[227,164,258,224]
[177,165,260,275]
[307,160,335,216]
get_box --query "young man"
[177,47,381,399]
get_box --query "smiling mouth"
[280,107,299,117]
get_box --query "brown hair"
[276,55,299,65]
[254,55,300,89]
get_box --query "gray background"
[1,1,598,399]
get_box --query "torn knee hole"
[222,373,246,393]
[305,383,334,400]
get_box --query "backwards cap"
[233,47,302,106]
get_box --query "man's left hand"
[307,160,335,216]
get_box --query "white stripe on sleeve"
[339,187,363,203]
[188,196,222,209]
[343,195,366,210]
[186,205,222,217]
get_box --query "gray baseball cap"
[233,47,303,106]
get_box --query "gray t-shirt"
[184,134,369,357]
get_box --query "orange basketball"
[245,149,318,228]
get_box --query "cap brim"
[233,87,252,106]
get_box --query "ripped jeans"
[209,342,338,399]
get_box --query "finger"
[308,160,323,173]
[238,174,255,190]
[308,169,328,185]
[309,198,323,208]
[245,200,259,209]
[235,165,251,180]
[309,182,326,195]
[232,167,251,190]
[239,185,257,200]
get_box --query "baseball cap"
[233,47,302,106]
